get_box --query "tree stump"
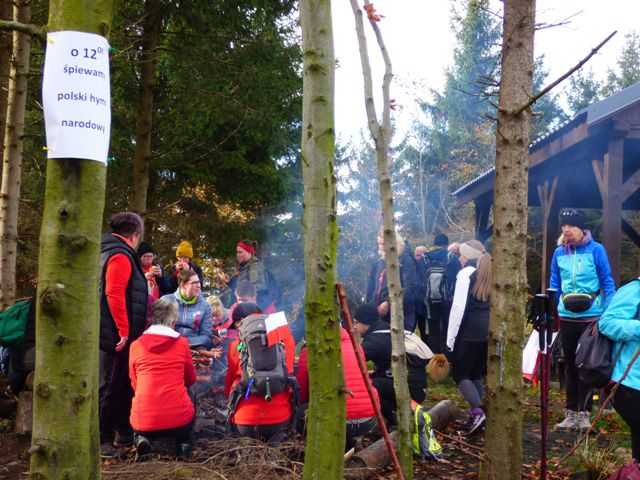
[14,390,32,434]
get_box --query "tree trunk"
[349,1,413,477]
[481,1,535,479]
[130,0,162,217]
[29,2,114,479]
[0,0,31,309]
[300,2,344,479]
[0,0,13,180]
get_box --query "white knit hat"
[459,242,484,260]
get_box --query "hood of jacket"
[139,324,182,353]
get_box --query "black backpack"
[575,321,613,388]
[424,257,449,305]
[237,314,289,400]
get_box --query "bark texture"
[300,2,345,479]
[130,0,162,217]
[0,0,31,309]
[29,1,114,478]
[349,1,412,477]
[0,0,12,179]
[481,1,535,479]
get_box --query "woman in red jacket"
[296,327,380,450]
[224,303,296,443]
[129,298,196,459]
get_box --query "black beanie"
[434,233,449,247]
[354,304,380,326]
[232,302,262,324]
[137,242,155,257]
[559,208,586,230]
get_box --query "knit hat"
[176,240,193,259]
[137,242,154,257]
[237,240,256,256]
[354,304,380,326]
[232,302,262,324]
[559,208,586,230]
[434,233,449,247]
[459,241,484,261]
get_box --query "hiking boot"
[176,442,193,459]
[575,411,592,431]
[100,442,119,459]
[113,431,134,448]
[465,408,486,436]
[555,410,578,430]
[134,434,152,462]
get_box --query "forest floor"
[0,376,633,480]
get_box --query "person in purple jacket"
[550,208,616,430]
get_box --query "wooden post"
[537,177,558,292]
[601,136,624,285]
[475,192,492,241]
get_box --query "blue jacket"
[599,280,640,391]
[161,291,213,349]
[549,233,615,319]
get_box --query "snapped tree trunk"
[130,0,162,217]
[0,0,31,309]
[349,1,413,477]
[29,1,114,479]
[0,0,13,179]
[481,1,535,479]
[300,2,344,479]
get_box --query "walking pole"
[336,283,406,480]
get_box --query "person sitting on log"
[296,325,380,451]
[129,297,197,460]
[353,304,428,424]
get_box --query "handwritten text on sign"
[42,31,111,164]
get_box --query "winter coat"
[422,247,461,301]
[99,234,148,352]
[599,279,640,391]
[446,265,490,350]
[228,258,281,312]
[361,320,427,394]
[224,324,295,426]
[549,231,616,319]
[129,325,196,432]
[296,328,379,420]
[161,291,213,349]
[162,261,204,296]
[365,248,419,331]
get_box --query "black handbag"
[574,322,613,388]
[562,292,596,313]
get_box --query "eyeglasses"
[187,281,201,286]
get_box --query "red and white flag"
[265,311,291,347]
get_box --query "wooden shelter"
[453,81,640,287]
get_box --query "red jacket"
[129,326,196,432]
[224,325,295,426]
[296,328,379,420]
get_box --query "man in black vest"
[99,212,148,457]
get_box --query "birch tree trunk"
[349,1,413,477]
[0,0,31,309]
[481,1,535,478]
[130,0,161,217]
[0,0,12,179]
[30,1,114,478]
[300,2,344,479]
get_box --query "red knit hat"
[237,241,255,256]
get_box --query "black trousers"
[346,417,377,451]
[135,419,194,446]
[235,420,290,444]
[373,376,426,424]
[419,302,448,354]
[614,384,640,462]
[560,320,593,412]
[99,349,134,443]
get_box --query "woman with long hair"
[446,240,490,435]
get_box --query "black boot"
[176,442,192,459]
[134,434,152,462]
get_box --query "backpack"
[237,314,289,400]
[575,321,614,389]
[424,256,449,305]
[0,300,31,347]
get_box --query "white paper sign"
[42,31,111,164]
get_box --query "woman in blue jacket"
[599,279,640,462]
[549,209,615,430]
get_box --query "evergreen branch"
[512,30,617,116]
[0,20,45,41]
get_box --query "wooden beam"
[592,158,605,197]
[529,121,589,168]
[537,177,558,292]
[603,137,624,285]
[622,167,640,202]
[622,218,640,249]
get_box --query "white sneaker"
[555,410,578,430]
[575,411,592,430]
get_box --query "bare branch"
[0,19,44,41]
[535,10,582,31]
[513,30,617,116]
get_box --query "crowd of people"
[1,206,639,470]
